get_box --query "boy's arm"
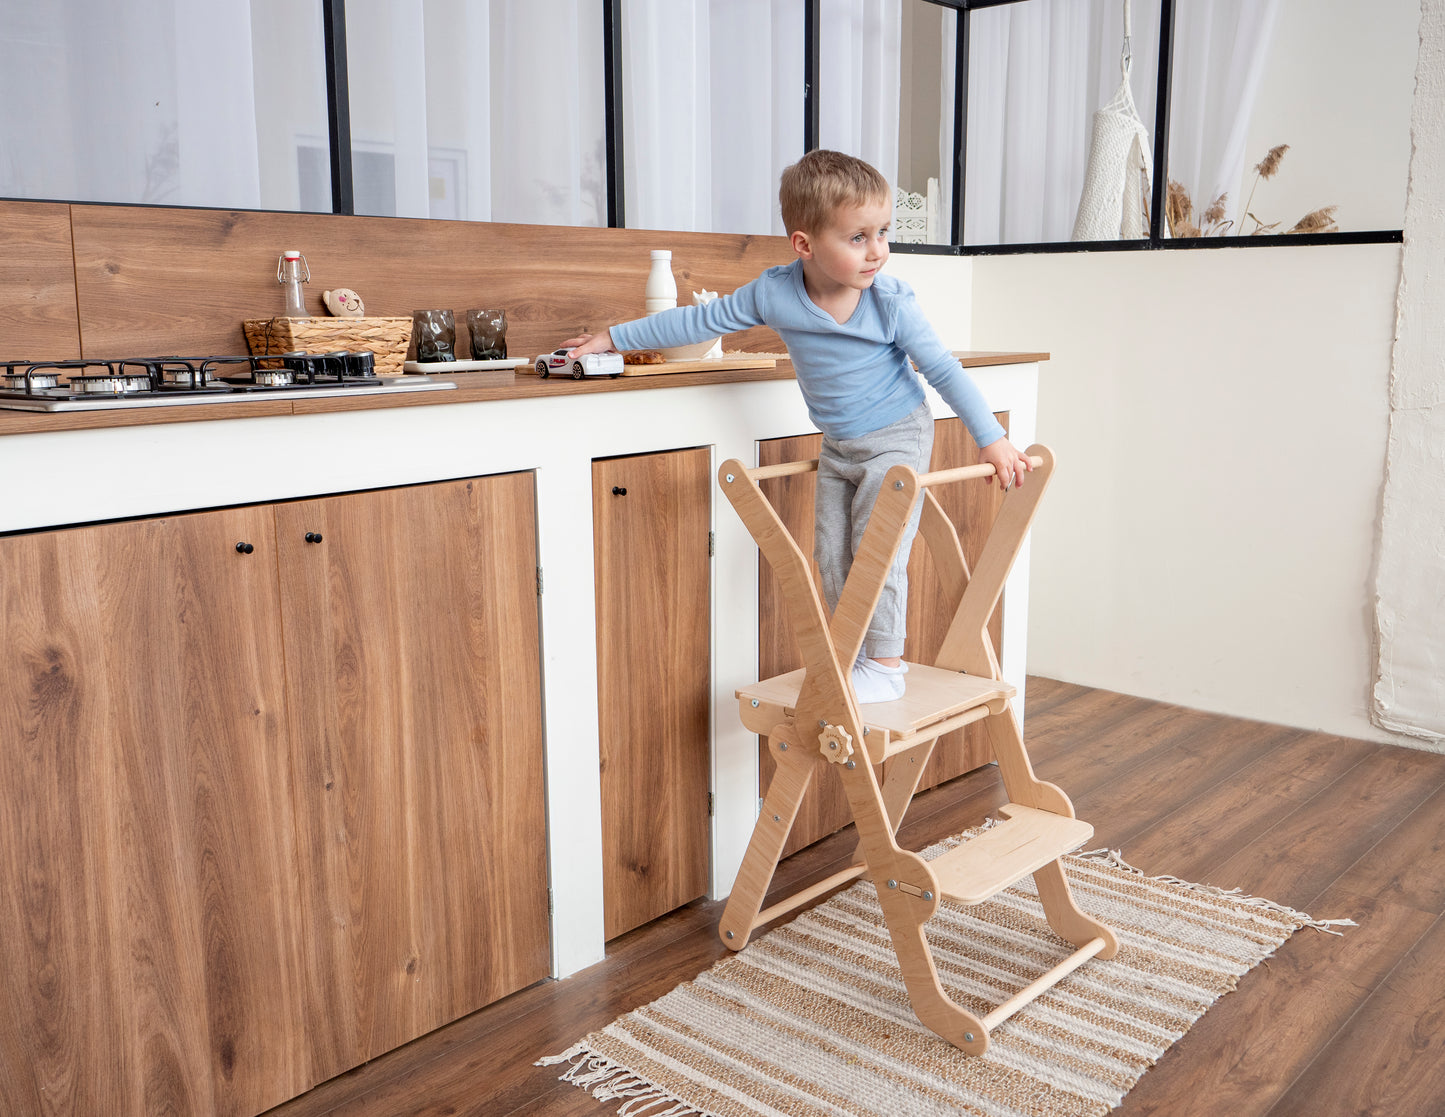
[895,295,1032,488]
[565,278,770,357]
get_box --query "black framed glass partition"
[0,0,1412,252]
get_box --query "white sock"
[850,657,906,703]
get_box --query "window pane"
[964,0,1160,246]
[345,0,605,225]
[818,0,903,192]
[621,0,802,235]
[895,0,956,246]
[0,0,331,211]
[1165,0,1414,238]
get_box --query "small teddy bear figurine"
[323,288,365,317]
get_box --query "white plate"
[403,358,528,373]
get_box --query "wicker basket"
[243,316,412,376]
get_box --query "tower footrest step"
[928,805,1094,905]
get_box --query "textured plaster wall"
[1372,0,1445,745]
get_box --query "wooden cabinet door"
[757,416,1007,852]
[593,448,712,940]
[0,507,309,1116]
[276,474,549,1077]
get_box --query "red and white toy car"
[534,348,623,379]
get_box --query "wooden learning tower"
[716,444,1117,1056]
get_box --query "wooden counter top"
[0,351,1047,436]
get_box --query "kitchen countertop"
[0,352,1048,436]
[0,345,1047,980]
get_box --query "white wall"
[970,243,1406,744]
[888,251,972,347]
[1239,0,1418,233]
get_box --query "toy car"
[534,348,623,379]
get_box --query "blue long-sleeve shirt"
[609,259,1006,446]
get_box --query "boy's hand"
[979,437,1033,492]
[563,330,616,358]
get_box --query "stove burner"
[68,372,155,395]
[0,361,58,392]
[0,351,398,410]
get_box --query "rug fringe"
[536,1046,705,1116]
[1076,846,1357,935]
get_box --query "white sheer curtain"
[345,0,605,225]
[818,0,903,188]
[966,0,1281,244]
[621,0,802,235]
[623,0,905,235]
[966,0,1160,244]
[1166,0,1283,232]
[0,0,288,209]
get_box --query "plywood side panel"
[0,200,81,358]
[756,432,854,857]
[279,474,548,1079]
[594,448,712,940]
[68,205,791,359]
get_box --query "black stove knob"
[235,541,254,555]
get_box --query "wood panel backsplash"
[0,201,84,360]
[35,205,795,361]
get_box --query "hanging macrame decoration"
[1072,0,1153,240]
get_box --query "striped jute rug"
[541,827,1350,1116]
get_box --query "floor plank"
[263,678,1445,1117]
[1267,912,1445,1117]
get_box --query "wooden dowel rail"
[745,459,820,481]
[752,863,869,930]
[916,454,1045,489]
[979,937,1107,1030]
[742,453,1044,488]
[876,703,993,761]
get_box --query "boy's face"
[792,196,892,298]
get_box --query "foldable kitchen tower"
[717,444,1117,1056]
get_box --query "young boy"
[565,149,1031,701]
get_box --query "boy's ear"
[790,229,813,260]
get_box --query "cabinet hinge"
[708,530,714,557]
[536,566,544,596]
[547,888,554,917]
[708,791,715,817]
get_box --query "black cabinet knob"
[235,541,254,554]
[305,531,323,543]
[612,486,627,496]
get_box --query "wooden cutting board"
[616,356,777,377]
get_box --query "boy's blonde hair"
[779,149,890,236]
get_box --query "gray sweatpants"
[814,403,934,660]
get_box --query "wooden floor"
[265,678,1445,1117]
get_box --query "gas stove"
[0,351,454,411]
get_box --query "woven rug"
[541,827,1351,1116]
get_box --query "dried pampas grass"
[1169,144,1337,239]
[1287,206,1339,234]
[1254,144,1290,179]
